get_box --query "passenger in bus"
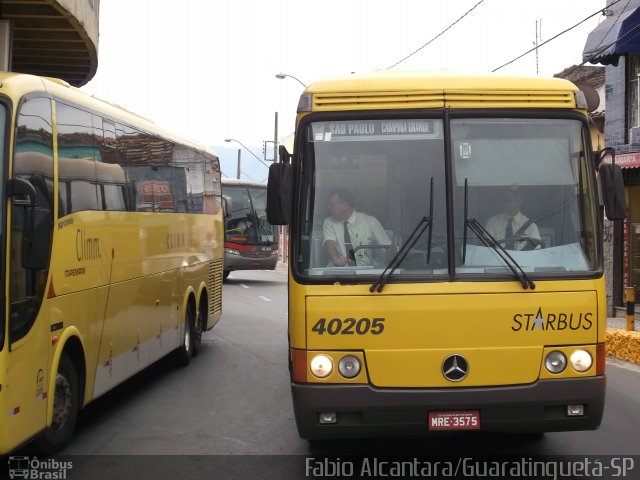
[485,188,541,250]
[323,188,391,267]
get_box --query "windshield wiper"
[370,178,434,293]
[462,179,535,290]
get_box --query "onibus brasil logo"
[8,456,73,480]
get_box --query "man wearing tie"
[485,188,541,251]
[323,189,391,267]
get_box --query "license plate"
[428,410,480,430]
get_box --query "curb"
[606,328,640,365]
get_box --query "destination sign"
[311,119,442,142]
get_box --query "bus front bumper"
[291,376,605,439]
[224,252,278,272]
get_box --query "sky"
[81,0,609,182]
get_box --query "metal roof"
[2,0,99,86]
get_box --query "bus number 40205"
[311,317,385,335]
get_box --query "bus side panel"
[92,280,151,399]
[48,290,106,406]
[1,309,50,453]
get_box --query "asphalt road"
[9,269,640,479]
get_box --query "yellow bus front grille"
[311,90,576,111]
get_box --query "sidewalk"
[606,315,640,365]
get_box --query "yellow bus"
[267,71,626,439]
[0,72,224,454]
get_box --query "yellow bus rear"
[268,71,625,439]
[0,72,224,454]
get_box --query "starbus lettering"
[76,229,101,261]
[511,307,593,332]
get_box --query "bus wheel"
[175,303,194,367]
[223,270,230,280]
[36,354,79,454]
[192,303,205,357]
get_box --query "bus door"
[5,97,55,445]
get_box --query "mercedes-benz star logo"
[442,354,469,382]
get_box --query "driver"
[485,188,541,250]
[323,188,391,266]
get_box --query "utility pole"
[273,112,279,163]
[236,148,241,179]
[534,19,542,76]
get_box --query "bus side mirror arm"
[595,148,626,221]
[267,148,292,225]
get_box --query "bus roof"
[302,71,583,112]
[0,72,218,159]
[221,178,267,188]
[306,70,579,94]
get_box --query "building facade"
[584,0,640,312]
[0,0,99,86]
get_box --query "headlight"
[544,350,567,374]
[310,354,333,378]
[338,355,361,378]
[570,349,592,372]
[225,248,240,255]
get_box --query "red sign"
[603,151,640,169]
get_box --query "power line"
[492,0,625,72]
[386,0,486,70]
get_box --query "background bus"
[268,71,625,440]
[222,178,278,279]
[0,72,224,454]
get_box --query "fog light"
[567,404,585,417]
[338,355,361,378]
[570,349,593,372]
[310,354,333,378]
[544,351,567,374]
[319,412,337,424]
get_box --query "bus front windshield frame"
[0,102,6,351]
[293,111,600,285]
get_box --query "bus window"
[10,97,54,343]
[299,118,447,276]
[451,118,597,275]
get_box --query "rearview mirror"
[595,148,626,221]
[599,163,626,220]
[267,163,292,225]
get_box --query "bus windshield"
[225,183,277,245]
[296,115,599,282]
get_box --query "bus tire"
[223,270,230,280]
[175,302,194,367]
[36,353,79,455]
[192,302,205,357]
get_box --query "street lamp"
[275,72,307,88]
[224,138,270,168]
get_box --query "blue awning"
[583,8,640,66]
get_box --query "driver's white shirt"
[485,211,540,251]
[323,210,391,266]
